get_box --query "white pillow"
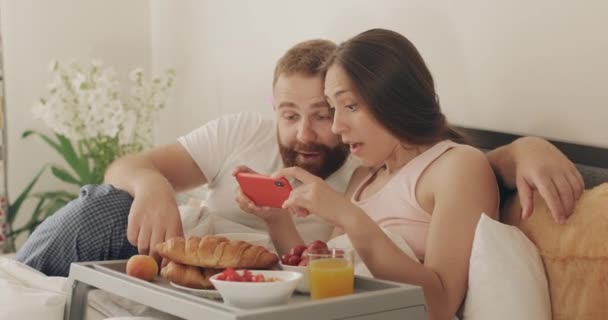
[463,214,551,319]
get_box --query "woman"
[240,28,498,319]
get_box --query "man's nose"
[297,120,317,143]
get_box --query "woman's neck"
[382,142,435,174]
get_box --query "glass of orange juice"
[306,248,354,300]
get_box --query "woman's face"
[324,64,401,167]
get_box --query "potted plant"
[3,60,175,252]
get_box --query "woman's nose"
[331,114,346,135]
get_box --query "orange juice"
[309,258,354,299]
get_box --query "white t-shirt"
[177,112,358,244]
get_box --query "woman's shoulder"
[425,143,497,192]
[418,143,499,219]
[436,144,498,195]
[436,144,489,171]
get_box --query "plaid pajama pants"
[16,184,138,277]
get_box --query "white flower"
[48,60,59,72]
[129,68,143,82]
[33,59,175,154]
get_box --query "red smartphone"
[235,172,292,208]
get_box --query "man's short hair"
[273,39,337,86]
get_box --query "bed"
[1,126,606,320]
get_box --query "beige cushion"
[503,183,608,320]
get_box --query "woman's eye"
[344,104,358,111]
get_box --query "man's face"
[273,73,349,179]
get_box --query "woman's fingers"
[273,166,318,184]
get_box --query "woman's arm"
[344,146,498,319]
[275,155,497,319]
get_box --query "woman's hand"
[273,166,357,227]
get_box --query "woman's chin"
[358,157,381,168]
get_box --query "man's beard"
[278,138,350,180]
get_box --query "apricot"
[126,254,159,281]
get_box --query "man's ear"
[271,90,277,111]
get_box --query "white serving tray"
[65,260,427,320]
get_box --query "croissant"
[157,235,278,269]
[160,261,220,289]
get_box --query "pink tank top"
[351,140,460,261]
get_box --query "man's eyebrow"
[310,101,330,108]
[277,102,297,109]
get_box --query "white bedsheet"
[0,256,67,320]
[0,256,174,320]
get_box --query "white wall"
[1,0,151,242]
[1,0,607,244]
[150,0,608,147]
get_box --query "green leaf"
[23,130,93,184]
[56,134,91,182]
[50,165,81,186]
[22,130,61,154]
[24,196,48,231]
[7,191,74,239]
[31,190,78,200]
[7,166,47,224]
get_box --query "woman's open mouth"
[349,143,363,154]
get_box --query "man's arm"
[105,143,207,194]
[486,136,585,224]
[105,143,207,257]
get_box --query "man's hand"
[126,175,184,261]
[232,165,288,222]
[512,137,585,224]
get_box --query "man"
[16,39,583,277]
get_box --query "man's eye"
[316,114,333,120]
[283,114,299,121]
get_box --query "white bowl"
[169,281,222,300]
[279,262,309,293]
[215,232,270,248]
[209,270,301,308]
